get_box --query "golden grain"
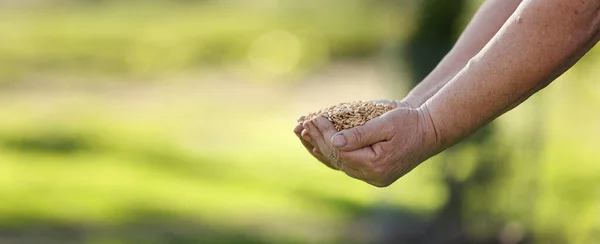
[298,101,395,131]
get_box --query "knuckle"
[371,152,384,163]
[352,127,365,143]
[384,122,396,136]
[382,117,396,134]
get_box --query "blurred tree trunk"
[403,0,470,236]
[404,0,466,86]
[398,0,534,243]
[402,0,514,242]
[373,0,527,243]
[364,0,540,242]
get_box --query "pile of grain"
[298,101,395,131]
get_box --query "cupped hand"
[293,99,414,170]
[293,99,440,187]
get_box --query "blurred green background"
[0,0,599,243]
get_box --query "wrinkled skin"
[293,100,439,187]
[294,0,600,187]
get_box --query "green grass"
[0,80,447,243]
[1,59,599,242]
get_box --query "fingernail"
[332,134,346,147]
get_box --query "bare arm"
[424,0,600,151]
[404,0,523,106]
[295,0,522,168]
[303,0,600,187]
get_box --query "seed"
[298,101,395,131]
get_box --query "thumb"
[331,115,391,151]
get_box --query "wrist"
[415,103,443,159]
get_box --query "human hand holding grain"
[304,106,439,187]
[293,99,416,171]
[293,0,525,182]
[294,0,599,187]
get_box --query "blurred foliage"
[0,0,413,82]
[0,0,599,243]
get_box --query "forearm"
[405,0,522,106]
[424,0,600,150]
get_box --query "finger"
[300,133,315,150]
[313,116,338,144]
[304,120,326,152]
[294,124,304,135]
[301,135,327,165]
[294,123,317,153]
[312,116,345,168]
[301,129,314,146]
[296,124,321,156]
[297,116,308,123]
[305,120,340,168]
[301,121,319,148]
[295,124,313,145]
[296,124,337,169]
[299,132,337,170]
[331,115,392,152]
[296,121,339,170]
[295,124,315,147]
[338,146,376,169]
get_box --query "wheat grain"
[298,101,395,131]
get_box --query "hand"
[293,99,417,171]
[299,105,440,187]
